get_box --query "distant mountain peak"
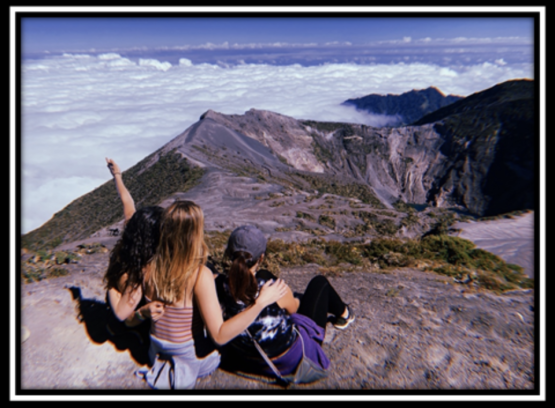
[342,86,464,127]
[199,109,223,121]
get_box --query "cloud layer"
[21,52,533,233]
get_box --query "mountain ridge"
[342,86,464,127]
[22,79,535,251]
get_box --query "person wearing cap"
[215,225,355,383]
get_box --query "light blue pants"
[136,334,221,389]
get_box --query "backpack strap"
[244,327,302,386]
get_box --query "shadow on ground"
[67,286,151,366]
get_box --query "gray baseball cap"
[225,225,267,261]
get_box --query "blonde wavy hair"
[148,200,208,305]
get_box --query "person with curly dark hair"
[103,158,165,332]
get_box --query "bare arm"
[107,273,143,322]
[107,274,165,327]
[194,265,287,346]
[124,300,165,327]
[277,285,300,315]
[106,157,135,223]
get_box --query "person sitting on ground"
[103,158,165,335]
[135,201,287,389]
[215,225,355,384]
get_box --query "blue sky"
[21,15,535,68]
[13,8,540,234]
[22,16,534,54]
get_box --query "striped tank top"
[145,294,204,344]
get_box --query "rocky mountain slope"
[414,79,535,217]
[342,86,463,126]
[18,210,540,392]
[21,79,535,252]
[19,212,536,392]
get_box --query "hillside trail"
[18,214,537,395]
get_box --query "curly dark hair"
[104,206,164,295]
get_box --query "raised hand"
[105,157,122,177]
[256,278,287,308]
[105,157,135,221]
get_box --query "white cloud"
[98,53,123,60]
[20,53,533,233]
[138,59,172,71]
[377,36,531,47]
[179,58,193,66]
[22,176,108,234]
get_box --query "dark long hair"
[226,250,260,306]
[104,206,163,295]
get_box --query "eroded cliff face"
[193,108,495,215]
[189,110,448,209]
[191,84,534,217]
[304,122,448,208]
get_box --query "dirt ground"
[16,212,540,399]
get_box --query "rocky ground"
[17,212,539,397]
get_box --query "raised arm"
[194,265,287,346]
[106,157,135,223]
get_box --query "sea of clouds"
[20,52,533,234]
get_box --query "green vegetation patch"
[291,172,384,208]
[423,212,460,237]
[301,120,352,133]
[478,209,532,221]
[296,211,316,221]
[311,140,335,165]
[22,151,206,251]
[318,215,336,230]
[362,235,532,293]
[21,249,82,283]
[205,228,531,293]
[400,213,420,228]
[393,199,416,213]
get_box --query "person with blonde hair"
[136,200,287,389]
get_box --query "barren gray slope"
[195,109,325,173]
[451,212,535,279]
[161,114,287,172]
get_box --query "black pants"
[297,275,346,329]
